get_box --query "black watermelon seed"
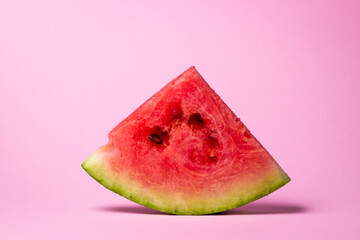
[188,113,204,128]
[149,134,163,144]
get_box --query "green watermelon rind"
[82,147,290,215]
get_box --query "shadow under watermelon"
[214,202,308,215]
[95,202,308,215]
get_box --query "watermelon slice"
[82,67,290,215]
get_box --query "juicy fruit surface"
[82,67,290,214]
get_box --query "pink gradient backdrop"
[1,0,360,239]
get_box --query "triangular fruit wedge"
[82,67,290,215]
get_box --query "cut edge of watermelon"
[82,146,290,215]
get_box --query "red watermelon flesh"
[82,67,290,214]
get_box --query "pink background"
[1,0,360,239]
